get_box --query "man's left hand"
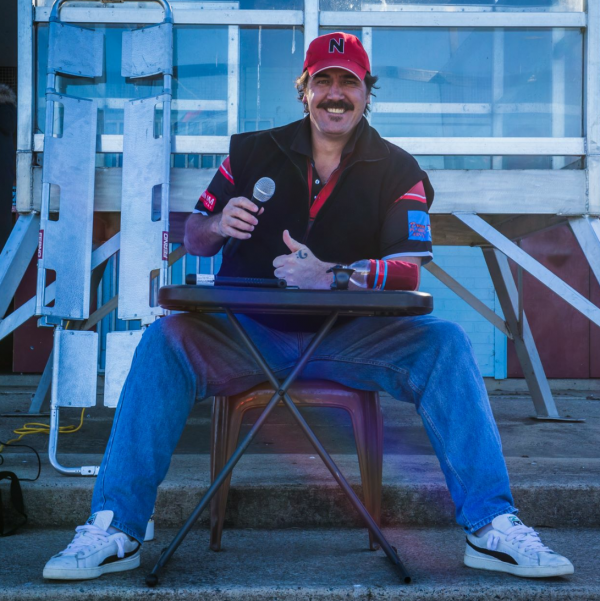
[273,230,333,289]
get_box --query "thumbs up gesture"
[272,230,334,289]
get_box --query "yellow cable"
[0,322,91,453]
[0,407,85,453]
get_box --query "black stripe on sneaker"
[466,537,518,565]
[99,545,140,566]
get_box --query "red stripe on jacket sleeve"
[218,156,235,185]
[394,180,426,204]
[366,260,419,291]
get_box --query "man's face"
[304,68,369,139]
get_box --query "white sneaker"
[43,510,141,580]
[464,514,574,578]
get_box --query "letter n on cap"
[329,38,344,54]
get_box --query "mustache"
[317,100,354,112]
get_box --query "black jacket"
[198,117,434,279]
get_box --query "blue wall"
[420,246,507,379]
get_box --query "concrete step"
[2,389,599,529]
[1,527,597,600]
[1,394,598,457]
[5,453,600,529]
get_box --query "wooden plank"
[31,167,589,217]
[428,170,587,215]
[320,10,586,28]
[33,133,586,156]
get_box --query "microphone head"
[253,177,276,203]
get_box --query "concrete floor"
[1,378,599,599]
[1,527,597,600]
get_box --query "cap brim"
[308,59,367,81]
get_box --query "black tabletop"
[158,285,433,317]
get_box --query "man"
[44,32,573,581]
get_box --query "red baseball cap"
[303,32,371,81]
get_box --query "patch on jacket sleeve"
[407,211,431,242]
[200,189,217,212]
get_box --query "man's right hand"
[184,196,265,257]
[214,197,265,240]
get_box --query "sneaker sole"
[464,552,574,578]
[43,551,141,581]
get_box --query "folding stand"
[147,285,434,586]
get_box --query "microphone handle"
[222,200,260,258]
[222,234,242,259]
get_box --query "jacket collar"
[270,115,389,168]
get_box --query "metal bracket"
[48,328,99,476]
[104,330,143,408]
[51,329,98,409]
[48,21,103,78]
[36,92,98,320]
[118,94,171,320]
[122,23,173,78]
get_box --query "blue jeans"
[91,313,517,543]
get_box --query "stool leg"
[209,396,243,551]
[352,392,383,551]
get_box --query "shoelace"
[63,524,126,559]
[487,525,552,555]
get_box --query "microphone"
[223,177,276,258]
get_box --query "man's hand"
[184,196,265,257]
[213,197,265,240]
[273,230,334,289]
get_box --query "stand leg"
[357,391,383,552]
[210,395,244,552]
[281,395,410,582]
[226,312,411,583]
[146,311,340,586]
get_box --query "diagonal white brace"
[568,216,600,287]
[483,248,560,420]
[455,213,600,328]
[424,261,512,339]
[0,213,40,318]
[91,232,120,270]
[0,283,55,342]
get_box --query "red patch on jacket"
[200,190,217,211]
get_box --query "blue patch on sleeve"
[407,211,432,242]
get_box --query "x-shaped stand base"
[146,309,411,586]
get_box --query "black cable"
[0,440,41,482]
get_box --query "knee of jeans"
[427,319,472,354]
[141,314,191,348]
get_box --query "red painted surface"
[12,256,53,373]
[508,224,595,378]
[590,270,600,377]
